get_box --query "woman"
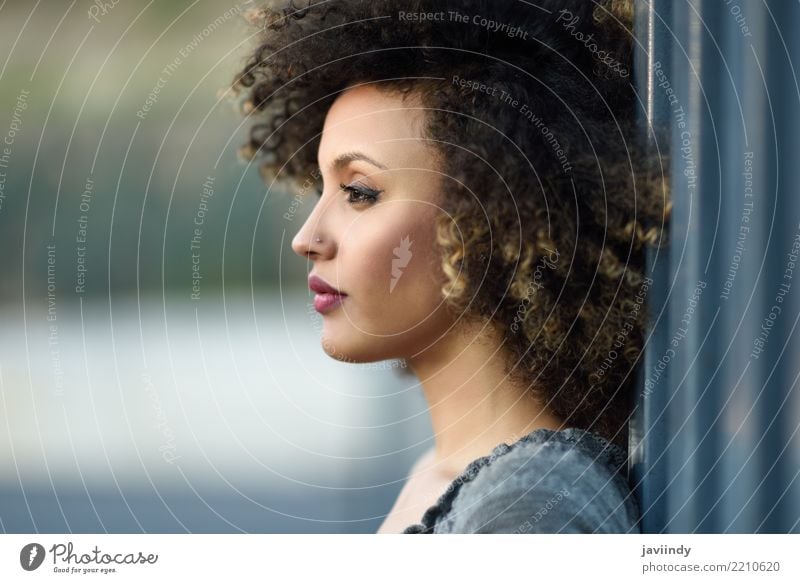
[232,0,670,533]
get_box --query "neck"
[406,318,565,478]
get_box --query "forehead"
[318,84,433,169]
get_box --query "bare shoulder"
[410,446,437,475]
[376,447,451,534]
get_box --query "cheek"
[340,203,444,328]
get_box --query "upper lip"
[308,274,345,295]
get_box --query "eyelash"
[339,182,382,205]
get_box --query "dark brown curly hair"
[231,0,671,449]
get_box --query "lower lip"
[313,292,346,313]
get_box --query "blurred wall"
[0,0,432,533]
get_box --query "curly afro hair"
[231,0,671,449]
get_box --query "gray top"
[402,427,641,533]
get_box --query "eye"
[340,182,382,205]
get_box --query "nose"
[291,194,335,261]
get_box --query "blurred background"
[0,0,432,533]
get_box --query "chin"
[319,333,390,364]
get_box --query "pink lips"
[308,274,347,314]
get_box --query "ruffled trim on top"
[401,427,628,534]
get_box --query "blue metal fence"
[631,0,800,533]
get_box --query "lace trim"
[401,427,628,534]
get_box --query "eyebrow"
[328,151,389,173]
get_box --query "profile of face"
[291,84,458,363]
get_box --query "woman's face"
[291,84,456,363]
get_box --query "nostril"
[290,231,310,257]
